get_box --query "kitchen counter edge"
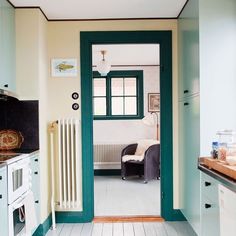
[198,158,236,193]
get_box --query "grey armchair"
[121,143,160,183]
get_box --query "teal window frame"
[93,70,144,120]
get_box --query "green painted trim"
[94,169,121,176]
[56,211,88,223]
[92,70,144,119]
[33,213,52,236]
[80,30,178,222]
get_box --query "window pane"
[124,78,136,96]
[93,79,106,96]
[112,97,124,115]
[111,78,123,96]
[93,97,106,115]
[125,97,137,115]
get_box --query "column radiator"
[51,118,82,211]
[93,144,127,169]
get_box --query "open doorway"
[92,44,160,216]
[80,31,181,221]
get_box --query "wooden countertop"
[198,157,236,193]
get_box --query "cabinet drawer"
[201,194,220,236]
[201,172,218,203]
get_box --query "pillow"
[135,139,159,156]
[0,129,24,150]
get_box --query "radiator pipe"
[49,122,57,230]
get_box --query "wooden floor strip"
[93,216,164,223]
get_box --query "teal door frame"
[78,31,184,222]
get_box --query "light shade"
[142,113,157,126]
[97,50,111,76]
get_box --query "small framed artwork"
[148,93,160,112]
[51,58,77,77]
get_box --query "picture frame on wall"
[148,93,160,112]
[51,58,77,77]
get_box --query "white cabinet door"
[0,166,9,236]
[219,184,236,236]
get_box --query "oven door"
[8,157,30,204]
[8,194,26,236]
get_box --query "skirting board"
[33,213,52,236]
[94,169,121,176]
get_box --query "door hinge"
[161,192,165,199]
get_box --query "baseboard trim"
[33,213,52,236]
[94,169,121,176]
[93,215,164,223]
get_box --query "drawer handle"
[35,200,39,204]
[205,203,211,209]
[0,176,2,180]
[4,84,8,88]
[0,194,2,199]
[184,90,189,94]
[205,181,211,187]
[34,171,38,175]
[34,159,38,162]
[184,102,189,106]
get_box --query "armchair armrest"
[121,143,138,157]
[144,144,160,163]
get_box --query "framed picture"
[51,58,77,77]
[148,93,160,112]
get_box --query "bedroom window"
[93,70,143,120]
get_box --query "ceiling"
[92,44,160,66]
[9,0,187,20]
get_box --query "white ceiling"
[92,44,159,66]
[10,0,187,20]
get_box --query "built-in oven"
[7,157,30,204]
[8,192,27,236]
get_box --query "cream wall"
[16,13,179,224]
[15,9,49,223]
[47,20,179,210]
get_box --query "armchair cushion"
[134,139,159,156]
[122,154,144,162]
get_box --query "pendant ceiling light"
[97,50,111,76]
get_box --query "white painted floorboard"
[94,176,160,216]
[46,222,197,236]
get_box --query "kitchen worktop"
[198,158,236,193]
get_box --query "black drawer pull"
[34,159,38,162]
[184,90,189,93]
[205,203,211,209]
[0,194,2,199]
[4,84,8,88]
[184,102,189,106]
[0,176,2,180]
[34,171,38,175]
[205,181,211,187]
[35,200,39,203]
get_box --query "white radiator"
[93,144,127,169]
[54,118,82,211]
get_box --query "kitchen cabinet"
[0,0,15,92]
[0,166,8,236]
[179,95,200,234]
[200,172,220,236]
[178,0,199,100]
[30,152,40,234]
[219,184,236,236]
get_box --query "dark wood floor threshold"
[93,215,164,223]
